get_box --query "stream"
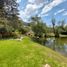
[44,37,67,57]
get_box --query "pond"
[44,37,67,57]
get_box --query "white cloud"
[54,9,65,15]
[35,0,44,5]
[24,4,37,15]
[19,0,44,22]
[19,10,30,22]
[28,0,44,4]
[63,11,67,16]
[19,0,66,22]
[38,13,49,17]
[19,0,50,22]
[19,4,38,22]
[28,0,35,3]
[41,0,65,15]
[16,0,21,3]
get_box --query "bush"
[19,26,30,34]
[12,30,21,38]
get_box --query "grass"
[0,37,67,67]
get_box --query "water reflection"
[45,37,67,57]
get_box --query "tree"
[0,0,23,38]
[30,16,47,44]
[0,0,22,30]
[65,25,67,32]
[31,16,46,37]
[0,0,5,17]
[51,17,56,36]
[60,19,65,31]
[51,17,56,33]
[3,0,18,17]
[57,19,66,33]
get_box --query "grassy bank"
[0,37,67,67]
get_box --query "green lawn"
[0,37,67,67]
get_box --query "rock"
[16,36,24,41]
[43,64,51,67]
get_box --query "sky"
[17,0,67,26]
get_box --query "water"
[44,37,67,57]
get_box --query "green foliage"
[32,22,46,36]
[65,25,67,31]
[0,18,22,38]
[0,0,21,28]
[0,0,5,17]
[58,19,65,31]
[31,16,46,37]
[30,16,47,44]
[0,0,24,38]
[17,21,30,34]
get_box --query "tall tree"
[60,19,65,31]
[3,0,21,29]
[51,17,56,35]
[0,0,5,17]
[4,0,18,17]
[0,0,22,31]
[31,16,46,37]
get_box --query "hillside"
[0,37,67,67]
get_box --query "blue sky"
[17,0,67,26]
